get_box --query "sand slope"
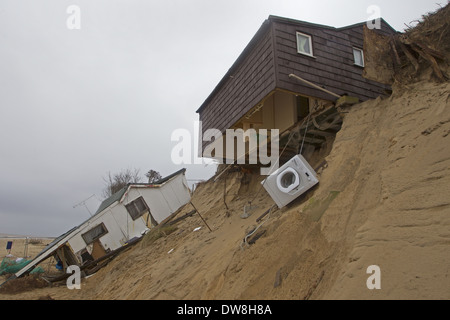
[1,79,448,300]
[321,80,450,299]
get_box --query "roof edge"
[268,15,337,30]
[337,17,397,33]
[196,19,272,114]
[119,168,187,203]
[95,169,187,215]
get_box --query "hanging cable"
[240,204,276,250]
[248,114,311,206]
[299,112,312,155]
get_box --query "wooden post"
[190,201,212,232]
[57,247,67,272]
[289,73,341,99]
[6,241,13,255]
[223,174,229,210]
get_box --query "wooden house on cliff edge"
[196,15,396,164]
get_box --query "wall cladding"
[198,17,396,147]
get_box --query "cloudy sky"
[0,0,441,237]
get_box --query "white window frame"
[296,32,314,57]
[125,196,149,221]
[353,47,365,67]
[82,223,108,245]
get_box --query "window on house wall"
[125,196,149,220]
[296,32,313,57]
[353,48,365,67]
[82,223,108,245]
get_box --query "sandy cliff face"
[204,80,450,300]
[2,79,448,300]
[320,80,450,299]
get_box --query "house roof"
[196,15,397,114]
[94,187,129,215]
[13,226,79,278]
[268,15,397,33]
[149,168,187,185]
[94,168,187,215]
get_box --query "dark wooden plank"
[273,19,393,101]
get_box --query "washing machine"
[262,154,319,208]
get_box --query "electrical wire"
[240,204,277,250]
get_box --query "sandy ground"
[0,237,54,261]
[0,238,55,285]
[0,78,448,300]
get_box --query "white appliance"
[262,154,319,208]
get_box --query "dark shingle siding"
[197,17,397,149]
[199,24,276,135]
[273,19,395,101]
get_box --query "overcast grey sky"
[0,0,441,237]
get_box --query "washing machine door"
[276,167,300,193]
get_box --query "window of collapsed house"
[296,32,314,57]
[82,223,108,245]
[125,196,150,220]
[353,47,365,67]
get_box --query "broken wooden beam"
[247,230,266,245]
[307,129,337,137]
[189,201,212,232]
[397,40,420,72]
[301,136,326,145]
[289,73,342,99]
[410,43,446,81]
[166,210,197,226]
[256,205,277,222]
[335,95,359,108]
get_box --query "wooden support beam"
[411,40,446,60]
[289,73,342,99]
[307,129,337,137]
[302,136,326,145]
[389,38,402,66]
[190,201,212,232]
[165,210,196,226]
[398,41,419,72]
[57,247,67,272]
[410,43,446,81]
[336,95,359,108]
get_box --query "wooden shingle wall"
[198,17,397,146]
[273,18,396,101]
[200,23,276,140]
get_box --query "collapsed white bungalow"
[13,168,191,279]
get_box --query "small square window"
[353,48,365,67]
[125,196,149,220]
[296,32,313,57]
[82,223,108,245]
